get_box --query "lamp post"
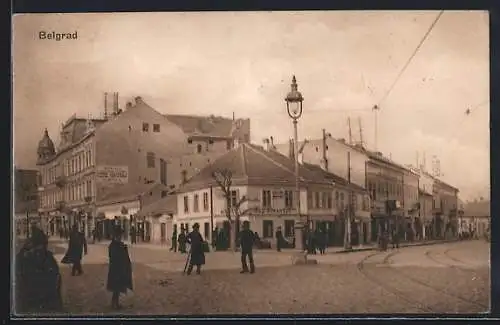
[285,75,305,252]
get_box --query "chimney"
[289,138,295,160]
[135,96,143,105]
[263,138,271,151]
[104,92,108,119]
[232,112,235,121]
[269,136,275,149]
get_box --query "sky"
[12,11,489,201]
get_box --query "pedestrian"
[391,227,400,249]
[170,225,178,252]
[15,228,62,313]
[178,228,187,253]
[130,225,137,244]
[185,223,205,275]
[238,221,255,274]
[275,226,284,252]
[211,226,218,249]
[107,226,133,310]
[61,224,88,276]
[317,229,327,255]
[307,229,316,254]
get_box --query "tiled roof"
[177,143,333,193]
[164,114,234,138]
[463,200,490,217]
[136,195,177,217]
[97,182,168,207]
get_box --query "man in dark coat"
[15,229,62,314]
[275,226,284,252]
[316,229,327,255]
[62,225,87,276]
[239,221,256,274]
[129,225,137,244]
[178,228,187,254]
[185,223,205,275]
[170,225,178,252]
[107,226,133,310]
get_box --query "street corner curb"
[334,247,376,254]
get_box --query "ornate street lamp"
[285,75,305,252]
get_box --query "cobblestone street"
[22,239,490,316]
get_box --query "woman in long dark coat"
[186,223,205,275]
[107,227,133,309]
[15,231,62,314]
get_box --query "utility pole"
[344,151,352,250]
[358,117,364,147]
[210,185,214,243]
[347,117,353,145]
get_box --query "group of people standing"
[16,224,133,313]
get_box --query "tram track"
[356,249,488,313]
[384,250,488,311]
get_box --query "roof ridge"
[245,144,297,178]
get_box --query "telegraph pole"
[344,151,352,250]
[322,129,328,171]
[347,117,353,145]
[210,185,214,243]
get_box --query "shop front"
[96,199,140,242]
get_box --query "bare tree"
[212,169,253,251]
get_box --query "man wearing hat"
[107,226,133,309]
[238,221,256,274]
[185,223,206,275]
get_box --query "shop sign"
[96,166,129,184]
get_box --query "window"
[204,222,210,239]
[327,192,333,209]
[147,152,155,168]
[262,190,272,208]
[307,191,313,208]
[88,149,92,167]
[160,158,167,185]
[183,196,189,213]
[284,220,295,237]
[262,220,274,238]
[193,194,199,212]
[352,194,358,211]
[321,192,328,209]
[197,144,202,153]
[208,139,214,144]
[181,170,188,183]
[226,140,232,150]
[314,192,320,209]
[284,190,293,208]
[161,190,167,198]
[188,139,193,144]
[229,190,238,208]
[142,123,149,132]
[153,124,160,132]
[340,192,345,211]
[203,192,209,211]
